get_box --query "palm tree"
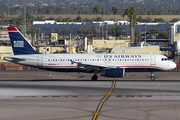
[123,6,137,43]
[123,8,130,40]
[0,14,5,25]
[77,10,81,17]
[6,9,9,25]
[101,10,105,20]
[112,6,118,37]
[129,6,137,44]
[93,5,100,20]
[76,10,82,22]
[93,5,100,37]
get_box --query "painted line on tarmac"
[117,95,152,97]
[15,95,78,98]
[125,75,147,76]
[15,96,37,98]
[3,95,180,98]
[92,78,117,120]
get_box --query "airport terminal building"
[33,20,180,45]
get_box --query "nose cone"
[170,62,177,70]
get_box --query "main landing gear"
[91,70,99,81]
[151,72,155,81]
[91,75,98,81]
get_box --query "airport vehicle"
[4,26,176,80]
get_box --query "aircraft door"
[37,56,43,66]
[150,55,156,65]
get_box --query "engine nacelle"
[100,68,125,77]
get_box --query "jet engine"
[100,68,125,77]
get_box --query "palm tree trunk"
[131,14,134,43]
[114,14,115,38]
[96,13,97,37]
[127,18,128,40]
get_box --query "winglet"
[7,26,40,55]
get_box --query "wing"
[71,60,117,72]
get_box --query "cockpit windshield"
[162,58,168,61]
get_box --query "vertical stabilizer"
[7,26,40,55]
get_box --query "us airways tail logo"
[14,41,24,47]
[104,54,141,59]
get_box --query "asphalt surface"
[0,71,180,120]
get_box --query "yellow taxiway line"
[92,78,117,120]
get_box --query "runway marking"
[117,95,151,97]
[5,95,180,99]
[92,78,117,120]
[15,96,37,98]
[55,114,93,120]
[8,73,15,75]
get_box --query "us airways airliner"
[4,26,176,80]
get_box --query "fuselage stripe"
[42,65,164,71]
[117,66,164,71]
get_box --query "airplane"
[4,26,176,81]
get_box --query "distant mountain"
[0,0,179,15]
[0,0,176,7]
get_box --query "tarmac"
[0,71,180,120]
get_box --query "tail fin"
[7,26,40,55]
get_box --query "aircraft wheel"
[91,75,98,81]
[151,76,155,81]
[151,72,155,81]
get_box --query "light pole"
[145,24,147,46]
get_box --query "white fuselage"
[4,53,176,72]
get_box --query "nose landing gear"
[151,72,155,81]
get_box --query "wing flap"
[71,60,117,71]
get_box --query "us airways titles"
[104,54,142,59]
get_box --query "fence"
[0,61,38,71]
